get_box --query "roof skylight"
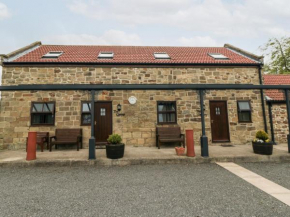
[208,53,229,60]
[154,53,170,59]
[42,51,63,59]
[98,52,114,59]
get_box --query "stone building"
[0,42,268,150]
[264,75,290,144]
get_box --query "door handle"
[211,120,214,124]
[94,121,96,125]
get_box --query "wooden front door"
[210,101,230,142]
[95,102,112,145]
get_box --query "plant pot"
[175,147,185,156]
[252,141,273,155]
[106,143,125,159]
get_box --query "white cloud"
[43,30,142,46]
[0,2,10,20]
[67,0,290,38]
[178,36,220,47]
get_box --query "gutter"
[258,65,268,133]
[2,62,261,67]
[0,84,290,91]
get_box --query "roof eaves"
[1,41,42,64]
[2,62,261,67]
[224,44,264,65]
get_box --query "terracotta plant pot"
[252,141,273,155]
[175,147,185,156]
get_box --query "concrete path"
[274,145,289,152]
[0,143,289,167]
[217,162,290,206]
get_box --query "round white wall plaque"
[128,96,137,105]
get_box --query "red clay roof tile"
[264,75,290,101]
[12,45,259,65]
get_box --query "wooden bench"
[26,132,49,152]
[156,127,185,149]
[50,129,82,151]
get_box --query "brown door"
[210,101,230,142]
[95,102,112,145]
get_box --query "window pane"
[82,103,91,112]
[159,114,165,122]
[158,102,175,111]
[32,104,43,112]
[82,114,91,124]
[101,108,106,116]
[166,104,175,111]
[238,101,250,110]
[48,103,54,112]
[158,113,176,123]
[46,114,54,124]
[32,114,54,124]
[158,104,164,111]
[168,113,176,122]
[239,111,251,122]
[32,114,41,124]
[43,103,54,112]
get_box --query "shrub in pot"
[106,134,125,159]
[252,130,273,155]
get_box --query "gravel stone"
[0,164,289,217]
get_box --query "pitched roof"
[6,44,261,65]
[264,75,290,101]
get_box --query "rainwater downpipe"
[258,66,268,133]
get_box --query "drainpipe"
[258,66,268,133]
[285,89,290,153]
[89,90,96,160]
[267,101,276,144]
[199,89,209,157]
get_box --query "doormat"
[221,145,235,147]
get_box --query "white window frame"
[208,53,229,60]
[98,52,114,59]
[42,51,63,59]
[154,53,170,59]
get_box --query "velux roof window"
[154,52,170,59]
[42,51,63,59]
[208,53,229,60]
[98,52,114,59]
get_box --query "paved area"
[1,164,290,217]
[217,162,290,206]
[239,162,290,190]
[0,144,289,167]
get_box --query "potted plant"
[106,134,125,159]
[252,130,273,155]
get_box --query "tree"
[260,37,290,74]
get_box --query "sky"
[0,0,290,57]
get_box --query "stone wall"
[271,104,289,143]
[0,66,264,150]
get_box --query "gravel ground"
[0,164,289,217]
[239,162,290,190]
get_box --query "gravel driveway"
[0,164,289,217]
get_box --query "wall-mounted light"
[117,104,122,112]
[114,104,125,116]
